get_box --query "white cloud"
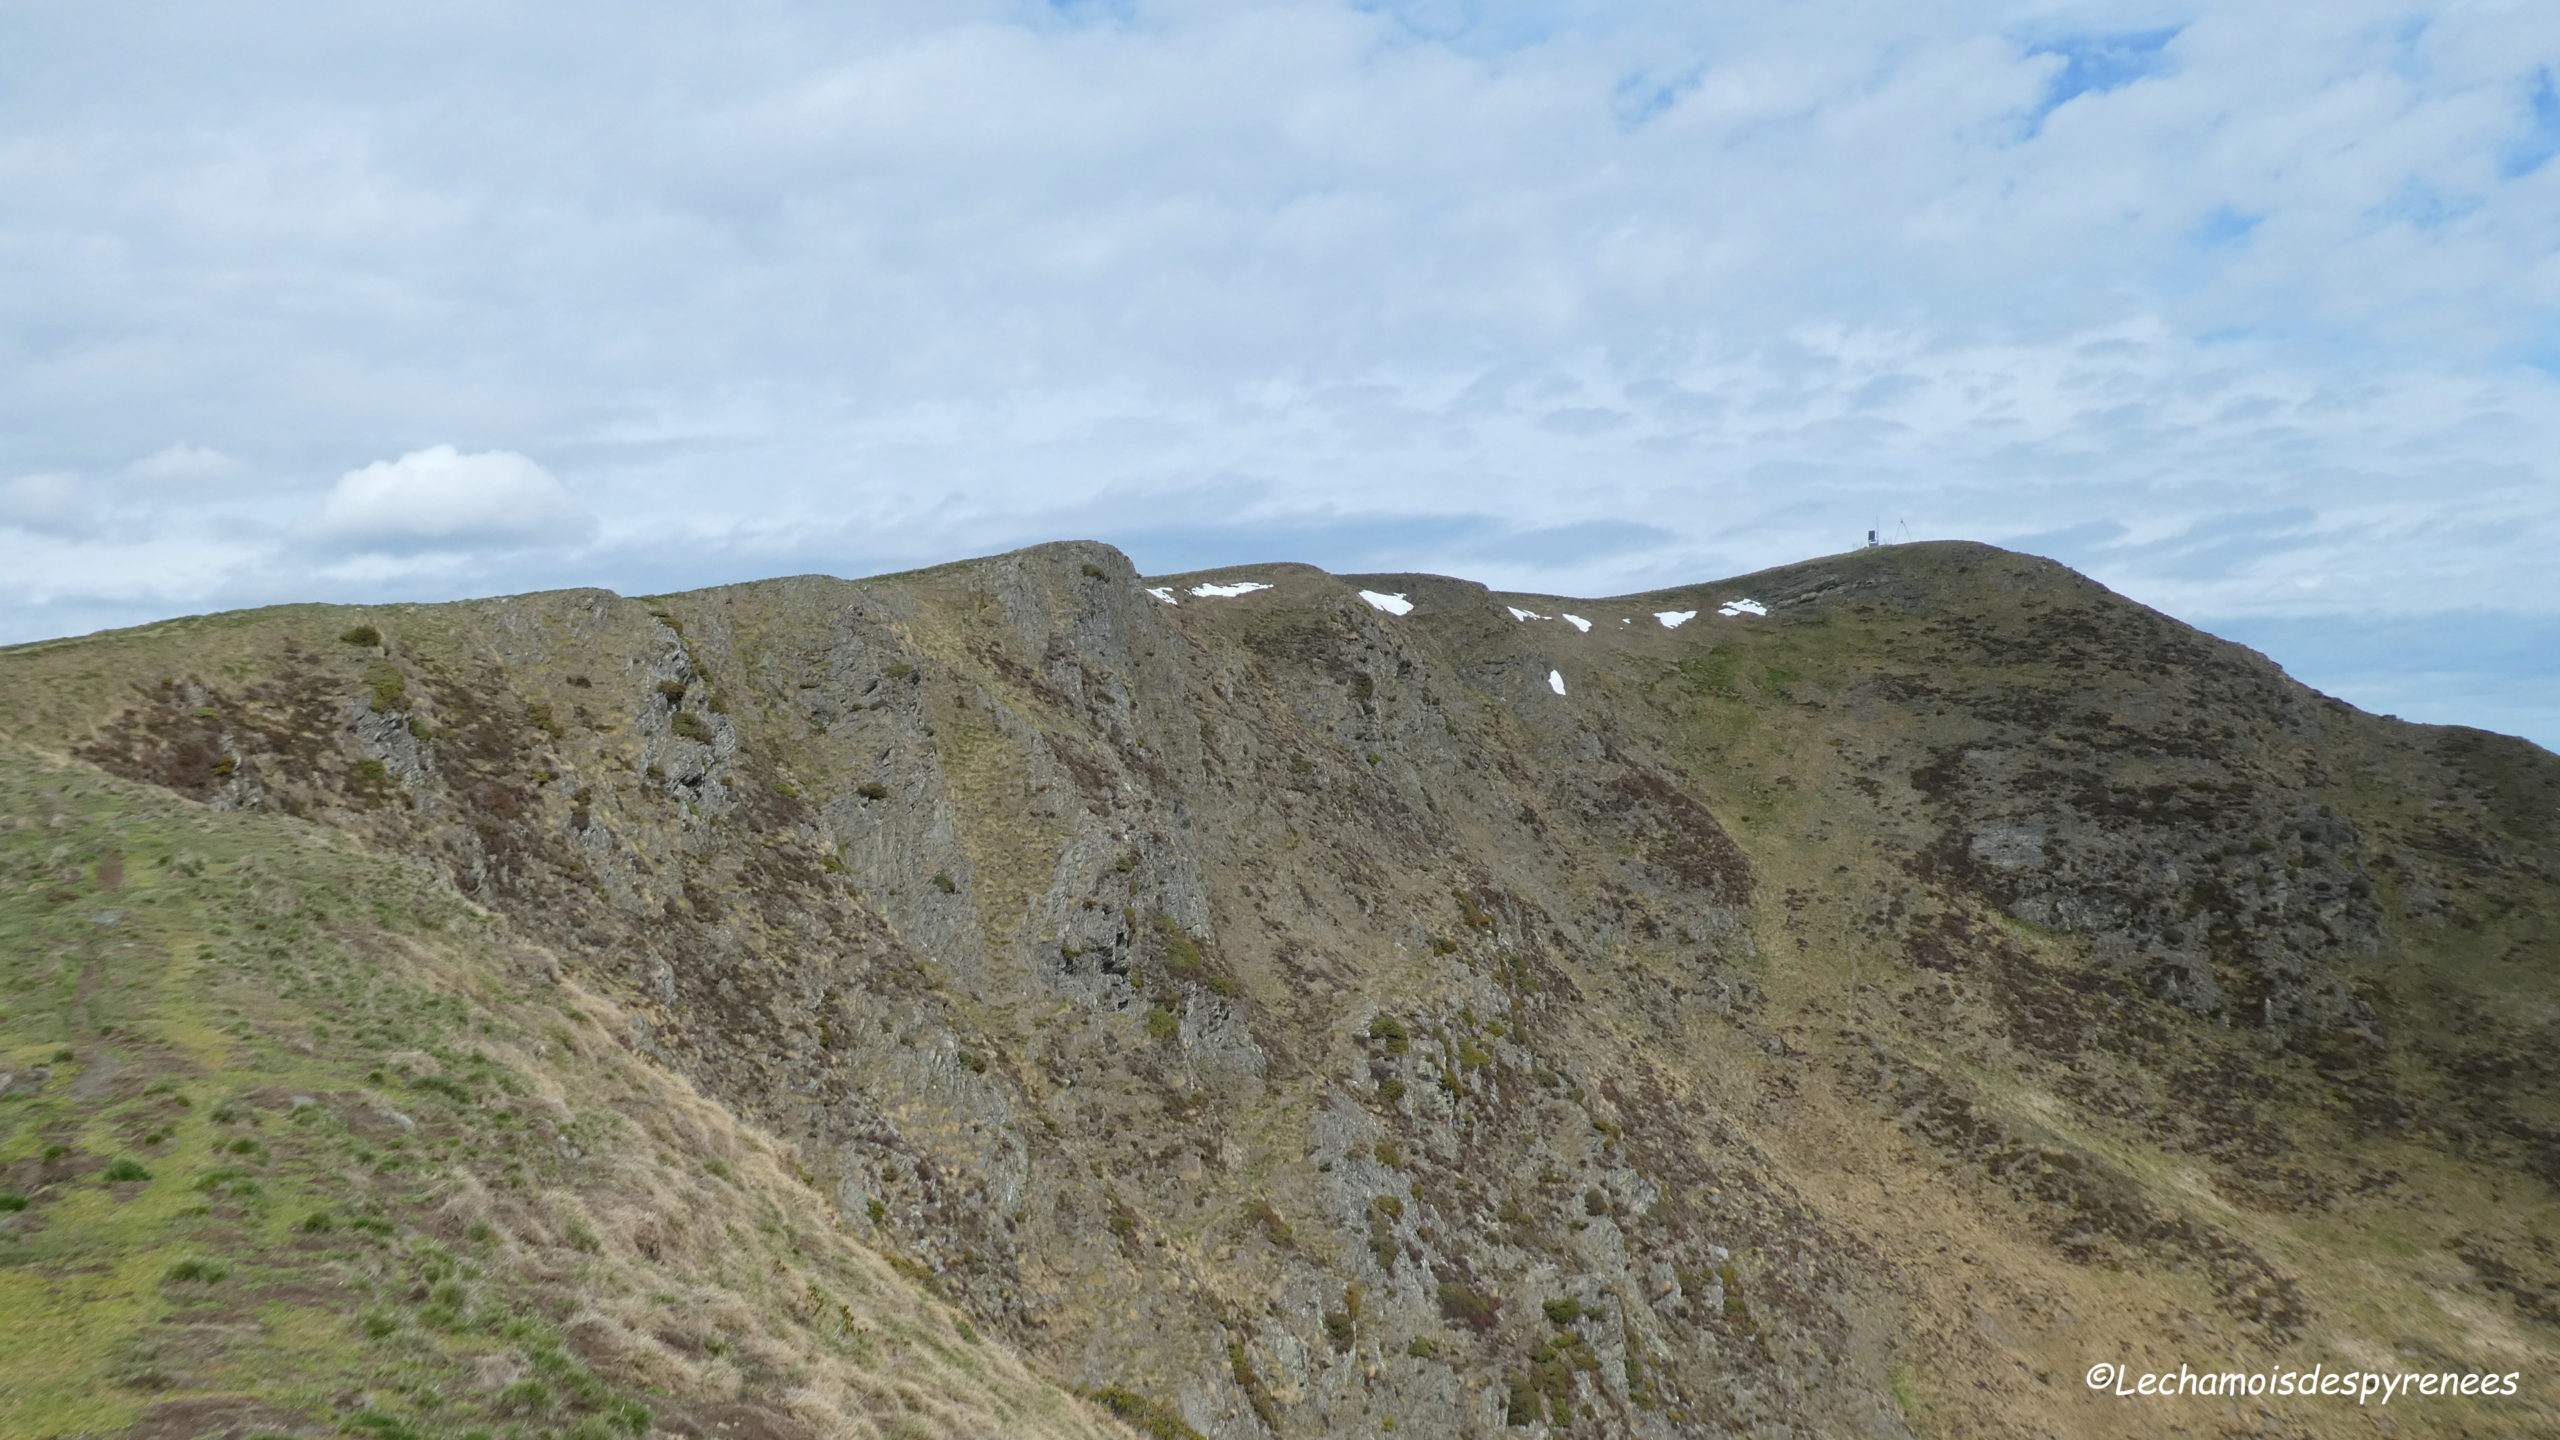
[130,442,240,483]
[0,474,97,536]
[312,446,594,551]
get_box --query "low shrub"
[1227,1343,1282,1432]
[346,1411,428,1440]
[496,1377,553,1418]
[1437,1280,1499,1333]
[1366,1014,1410,1055]
[194,1167,257,1197]
[101,1158,151,1184]
[1453,888,1496,932]
[1157,919,1199,965]
[1085,1386,1204,1440]
[339,625,381,647]
[366,664,407,713]
[1249,1200,1293,1247]
[401,1071,467,1102]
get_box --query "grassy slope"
[1557,545,2560,1434]
[0,742,1139,1440]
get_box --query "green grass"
[0,745,1129,1440]
[0,758,547,1436]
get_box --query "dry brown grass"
[380,931,1140,1440]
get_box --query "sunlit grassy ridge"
[0,743,1138,1440]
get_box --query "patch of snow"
[1718,598,1768,617]
[1507,606,1548,622]
[1358,590,1414,616]
[1144,586,1179,606]
[1548,669,1567,695]
[1190,581,1274,599]
[1655,610,1698,629]
[1560,613,1592,633]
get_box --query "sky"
[4,2,2558,748]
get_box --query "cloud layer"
[1,2,2555,743]
[312,447,594,552]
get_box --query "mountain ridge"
[3,538,2555,1439]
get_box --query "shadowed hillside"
[4,539,2556,1439]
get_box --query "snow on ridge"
[1144,587,1179,606]
[1548,669,1567,695]
[1655,609,1697,628]
[1358,590,1414,616]
[1191,581,1274,599]
[1560,613,1593,633]
[1718,598,1768,618]
[1506,606,1548,622]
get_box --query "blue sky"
[4,2,2558,747]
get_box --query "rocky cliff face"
[9,539,2558,1438]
